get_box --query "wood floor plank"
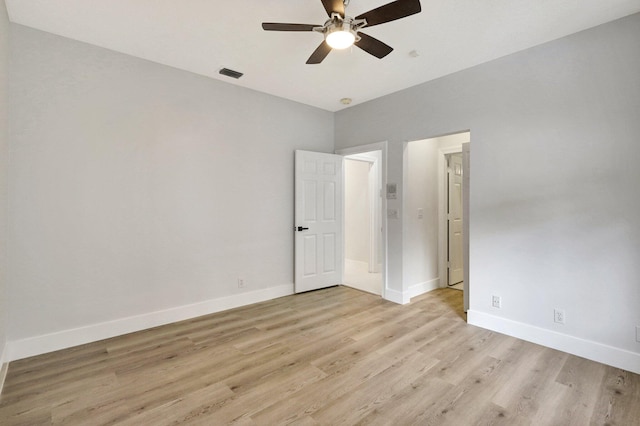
[251,348,405,424]
[1,286,638,426]
[311,350,440,424]
[353,375,454,425]
[404,354,506,425]
[590,367,640,426]
[116,382,234,426]
[491,342,567,418]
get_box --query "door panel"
[295,150,343,293]
[448,153,464,285]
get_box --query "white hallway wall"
[404,139,439,292]
[7,24,334,359]
[336,14,640,373]
[344,159,370,263]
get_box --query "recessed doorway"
[343,150,383,296]
[404,131,470,310]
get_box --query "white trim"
[368,155,382,274]
[0,345,8,396]
[336,142,387,157]
[408,278,441,299]
[384,287,410,305]
[7,284,293,362]
[468,310,640,374]
[461,143,470,312]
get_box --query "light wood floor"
[1,287,638,425]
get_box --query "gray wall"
[8,25,334,343]
[344,159,370,263]
[0,0,8,364]
[336,14,640,361]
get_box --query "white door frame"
[462,142,470,312]
[336,142,388,299]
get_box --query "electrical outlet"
[554,309,565,324]
[491,295,501,309]
[238,278,245,288]
[636,326,640,343]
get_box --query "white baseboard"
[384,287,410,304]
[384,278,440,305]
[408,278,440,299]
[468,310,640,375]
[0,344,7,396]
[0,362,7,397]
[7,284,294,362]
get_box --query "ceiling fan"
[262,0,422,64]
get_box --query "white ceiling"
[5,0,640,111]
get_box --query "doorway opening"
[336,142,387,298]
[404,131,470,310]
[343,151,383,295]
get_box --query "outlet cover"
[238,278,245,288]
[491,295,501,308]
[554,309,565,324]
[636,326,640,343]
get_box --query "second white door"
[448,153,464,285]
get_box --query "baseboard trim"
[0,345,8,397]
[408,278,440,299]
[7,284,294,362]
[384,287,410,304]
[467,310,640,374]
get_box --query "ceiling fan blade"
[355,0,421,28]
[354,32,393,59]
[262,23,318,31]
[321,0,345,17]
[306,41,332,64]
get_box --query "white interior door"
[295,150,343,293]
[448,153,464,285]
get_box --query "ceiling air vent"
[219,68,244,79]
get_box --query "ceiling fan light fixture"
[262,0,423,64]
[325,25,356,49]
